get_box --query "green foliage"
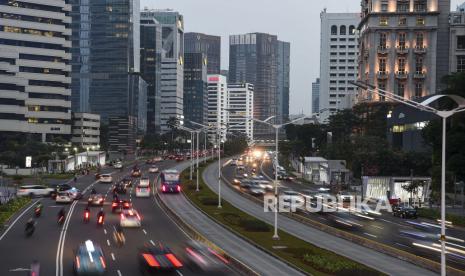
[238,219,271,232]
[417,208,465,227]
[0,197,31,226]
[223,135,248,156]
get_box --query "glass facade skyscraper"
[185,33,221,74]
[277,40,290,123]
[183,53,208,127]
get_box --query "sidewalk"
[205,161,437,276]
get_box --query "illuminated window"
[399,17,407,26]
[416,17,425,25]
[380,17,388,26]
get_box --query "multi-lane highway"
[220,156,465,273]
[0,159,235,276]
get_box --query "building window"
[379,58,386,72]
[331,25,337,35]
[379,82,386,101]
[397,0,409,12]
[379,32,387,48]
[340,25,346,35]
[331,45,337,49]
[398,33,406,48]
[457,55,465,72]
[414,0,426,12]
[381,1,388,12]
[349,25,356,35]
[380,17,388,26]
[416,17,425,25]
[415,82,423,98]
[398,58,406,72]
[457,36,465,49]
[399,17,407,26]
[416,32,424,48]
[396,82,405,97]
[415,57,423,73]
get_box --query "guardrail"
[220,166,465,276]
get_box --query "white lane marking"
[117,270,122,276]
[111,253,116,261]
[371,224,384,230]
[107,239,111,246]
[56,197,78,276]
[363,232,377,238]
[176,270,183,276]
[395,242,410,248]
[150,240,155,246]
[0,198,40,241]
[103,229,107,235]
[142,229,147,235]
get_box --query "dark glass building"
[183,53,208,127]
[277,40,290,123]
[185,33,221,74]
[229,33,278,138]
[140,16,162,134]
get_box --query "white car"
[114,162,123,169]
[56,191,73,203]
[99,174,112,183]
[148,166,159,173]
[135,185,150,197]
[120,209,141,227]
[17,185,54,197]
[139,177,150,187]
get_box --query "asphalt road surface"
[0,159,237,276]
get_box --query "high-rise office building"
[229,33,278,138]
[312,78,320,114]
[449,3,465,74]
[277,40,290,122]
[185,33,221,74]
[319,11,359,119]
[140,14,162,134]
[184,53,208,127]
[142,9,184,133]
[207,75,228,143]
[357,0,449,102]
[228,83,254,141]
[0,0,72,142]
[71,0,142,122]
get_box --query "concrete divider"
[220,174,465,276]
[154,192,260,276]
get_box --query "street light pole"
[196,130,200,192]
[440,116,446,276]
[217,129,222,208]
[273,126,279,240]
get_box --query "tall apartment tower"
[357,0,450,102]
[229,33,278,138]
[312,78,321,114]
[184,53,208,127]
[319,11,359,118]
[185,33,221,74]
[0,0,72,142]
[207,75,228,143]
[143,9,184,133]
[449,3,465,73]
[140,14,163,134]
[228,83,254,142]
[277,41,291,122]
[70,0,143,123]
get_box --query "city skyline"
[143,0,465,115]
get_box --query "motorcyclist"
[91,188,96,194]
[25,218,35,236]
[57,207,66,224]
[97,208,105,224]
[113,224,125,246]
[34,203,42,216]
[84,206,91,221]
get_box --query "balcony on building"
[396,71,408,79]
[414,45,427,54]
[396,45,409,55]
[377,71,389,80]
[377,45,389,55]
[413,71,426,79]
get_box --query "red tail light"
[98,216,103,224]
[75,257,80,269]
[142,254,160,267]
[177,185,181,192]
[120,213,125,220]
[85,212,89,219]
[165,253,183,268]
[100,256,106,268]
[112,203,118,207]
[162,185,166,192]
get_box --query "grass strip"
[0,197,31,226]
[183,162,384,276]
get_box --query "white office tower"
[207,75,228,144]
[0,0,72,142]
[319,10,359,120]
[227,83,254,142]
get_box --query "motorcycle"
[34,207,41,218]
[58,215,65,226]
[83,210,90,223]
[25,223,35,237]
[97,213,105,226]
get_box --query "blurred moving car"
[112,199,131,213]
[56,191,73,203]
[113,183,127,194]
[393,205,418,219]
[120,209,141,227]
[185,241,229,272]
[74,240,106,275]
[50,183,73,199]
[149,166,159,173]
[281,190,304,205]
[131,168,142,177]
[99,174,112,184]
[122,177,132,188]
[114,161,123,169]
[136,185,151,198]
[160,170,181,193]
[138,243,183,273]
[139,177,150,187]
[17,185,54,197]
[88,194,105,206]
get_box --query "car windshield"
[58,192,69,196]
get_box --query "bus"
[160,169,181,193]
